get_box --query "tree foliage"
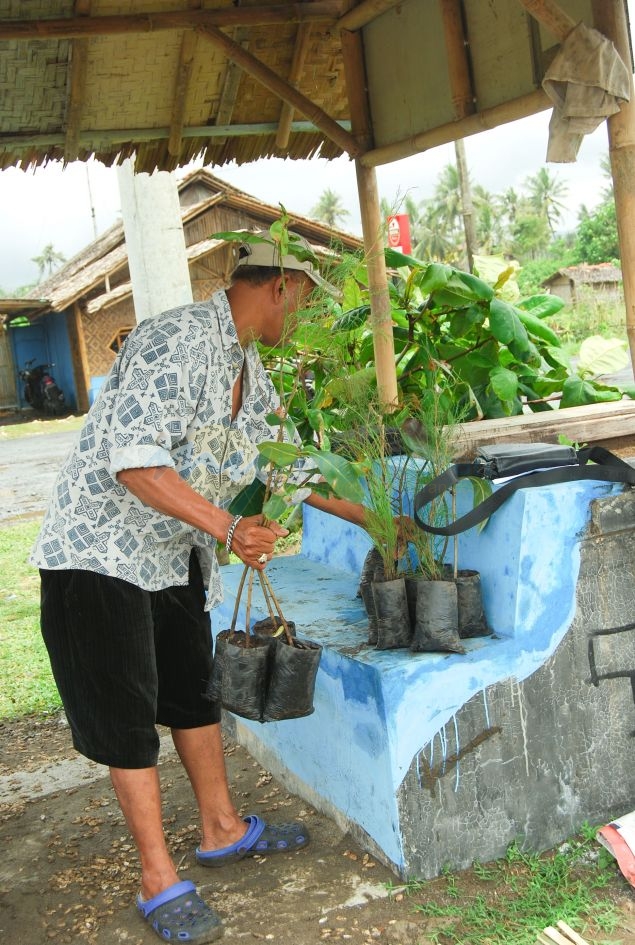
[575,199,619,264]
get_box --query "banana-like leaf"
[257,442,302,466]
[303,447,365,503]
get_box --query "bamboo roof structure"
[0,0,627,173]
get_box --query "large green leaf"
[489,366,519,401]
[577,335,629,378]
[303,447,365,503]
[262,493,289,521]
[415,262,452,294]
[257,442,302,466]
[384,247,428,270]
[228,479,266,517]
[489,298,529,347]
[560,375,623,407]
[517,293,565,319]
[332,305,370,332]
[516,309,561,347]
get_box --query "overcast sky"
[0,84,620,292]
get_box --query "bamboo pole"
[0,4,340,39]
[515,0,576,41]
[592,0,635,373]
[340,18,398,411]
[275,22,313,150]
[197,24,360,157]
[0,120,353,150]
[338,0,403,32]
[355,162,399,411]
[168,31,197,158]
[439,0,474,120]
[360,88,550,167]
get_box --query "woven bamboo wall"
[81,298,136,377]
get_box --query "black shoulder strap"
[413,445,635,536]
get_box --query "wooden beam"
[68,302,91,414]
[340,9,397,411]
[64,0,91,162]
[0,120,353,150]
[275,22,313,151]
[0,4,342,40]
[361,88,550,167]
[214,27,250,146]
[515,0,576,41]
[197,24,360,157]
[439,0,474,120]
[338,0,402,32]
[455,400,635,456]
[592,0,635,374]
[168,30,198,157]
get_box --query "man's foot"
[196,814,309,867]
[137,879,223,942]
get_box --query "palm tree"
[525,167,568,235]
[32,243,66,279]
[309,189,350,229]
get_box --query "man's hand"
[229,515,289,570]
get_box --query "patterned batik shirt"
[31,291,300,611]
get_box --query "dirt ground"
[1,711,635,945]
[0,711,432,945]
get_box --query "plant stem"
[230,565,250,640]
[259,569,294,645]
[245,568,255,646]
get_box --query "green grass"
[395,832,620,945]
[0,413,84,440]
[0,519,61,718]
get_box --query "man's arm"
[116,466,287,569]
[303,491,367,528]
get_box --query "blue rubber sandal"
[137,879,223,942]
[195,814,309,867]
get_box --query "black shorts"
[39,550,220,769]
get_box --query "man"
[32,232,369,943]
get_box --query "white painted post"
[116,158,193,322]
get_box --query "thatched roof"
[24,168,363,315]
[543,263,623,286]
[1,0,624,174]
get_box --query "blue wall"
[10,312,76,411]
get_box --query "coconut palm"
[525,167,568,235]
[32,243,66,279]
[309,189,350,228]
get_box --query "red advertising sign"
[386,214,412,255]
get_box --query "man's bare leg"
[109,766,179,900]
[171,723,247,852]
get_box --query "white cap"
[234,230,341,298]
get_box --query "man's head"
[227,230,339,347]
[231,230,339,298]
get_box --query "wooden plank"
[168,30,198,157]
[64,0,91,162]
[454,400,635,456]
[214,27,250,147]
[516,0,576,41]
[197,24,360,157]
[439,0,475,120]
[275,22,313,150]
[0,4,342,40]
[338,0,402,31]
[542,926,578,945]
[361,89,550,167]
[555,921,591,945]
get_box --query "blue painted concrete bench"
[215,476,635,879]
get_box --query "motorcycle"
[19,359,66,416]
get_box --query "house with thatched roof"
[541,262,623,305]
[3,169,362,413]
